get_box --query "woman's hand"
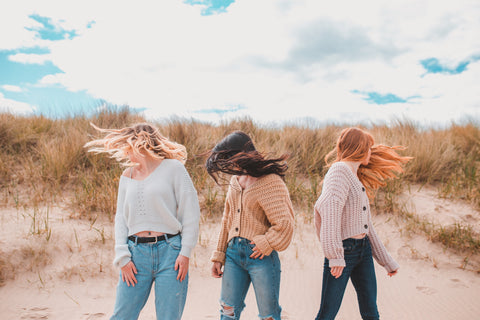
[249,241,265,259]
[388,269,399,277]
[211,262,223,278]
[121,261,138,287]
[175,255,189,282]
[330,266,344,279]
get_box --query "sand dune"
[1,187,479,319]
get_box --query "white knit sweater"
[113,159,200,268]
[314,162,399,273]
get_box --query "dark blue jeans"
[315,237,379,320]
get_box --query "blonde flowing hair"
[325,127,412,198]
[84,123,187,165]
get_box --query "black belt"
[128,232,180,243]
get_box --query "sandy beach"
[1,185,479,320]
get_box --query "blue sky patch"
[0,84,102,118]
[184,0,235,15]
[352,90,415,105]
[194,104,246,114]
[420,57,472,75]
[87,20,96,29]
[27,14,78,41]
[0,49,62,87]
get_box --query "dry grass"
[376,192,480,261]
[0,249,15,286]
[19,245,51,272]
[0,244,52,287]
[0,107,479,249]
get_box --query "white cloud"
[1,85,23,92]
[8,53,51,64]
[1,0,479,126]
[38,73,66,86]
[0,93,36,114]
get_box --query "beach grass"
[1,107,479,257]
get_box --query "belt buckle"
[154,236,158,244]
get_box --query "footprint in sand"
[416,286,437,295]
[449,278,469,288]
[20,307,50,319]
[463,214,477,224]
[84,313,106,319]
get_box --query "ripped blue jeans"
[219,237,282,320]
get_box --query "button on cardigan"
[211,174,295,264]
[314,162,399,273]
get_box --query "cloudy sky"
[1,0,479,126]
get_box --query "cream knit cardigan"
[211,174,295,264]
[314,162,399,273]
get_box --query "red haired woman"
[314,127,411,320]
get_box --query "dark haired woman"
[205,131,295,320]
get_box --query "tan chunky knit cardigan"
[314,162,399,273]
[211,174,295,264]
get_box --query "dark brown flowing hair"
[325,127,412,198]
[205,131,288,184]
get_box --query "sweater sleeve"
[367,219,399,273]
[210,193,231,264]
[314,201,322,242]
[174,162,201,258]
[253,178,295,256]
[317,165,351,268]
[113,178,131,268]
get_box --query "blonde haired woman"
[314,127,411,320]
[85,123,200,320]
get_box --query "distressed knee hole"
[220,301,235,317]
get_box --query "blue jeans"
[110,234,188,320]
[315,237,379,320]
[220,237,282,320]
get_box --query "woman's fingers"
[121,261,138,287]
[211,263,217,277]
[388,269,398,277]
[123,271,134,286]
[175,255,189,282]
[177,263,184,281]
[249,251,259,259]
[216,263,223,277]
[212,262,223,278]
[126,274,134,287]
[330,266,344,278]
[249,245,265,259]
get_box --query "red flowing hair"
[325,127,412,198]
